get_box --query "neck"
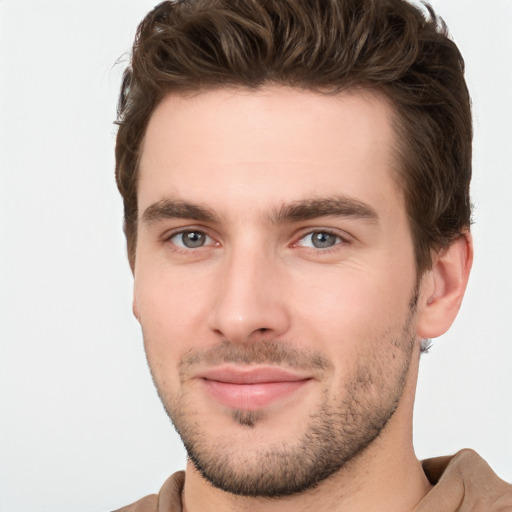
[183,348,430,512]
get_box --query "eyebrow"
[141,195,378,226]
[268,197,379,224]
[142,198,219,224]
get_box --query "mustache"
[179,340,332,377]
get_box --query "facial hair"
[147,300,417,498]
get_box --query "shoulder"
[112,471,186,512]
[112,494,158,512]
[418,450,512,512]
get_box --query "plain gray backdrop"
[1,1,511,511]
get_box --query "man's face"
[133,87,422,496]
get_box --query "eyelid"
[164,226,220,249]
[161,225,352,252]
[292,227,352,247]
[162,224,211,239]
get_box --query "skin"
[132,87,472,512]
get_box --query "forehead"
[138,86,402,217]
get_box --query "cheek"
[133,267,214,366]
[289,261,416,349]
[289,267,417,401]
[136,255,215,319]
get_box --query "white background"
[1,1,511,511]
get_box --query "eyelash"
[294,230,347,251]
[164,228,350,254]
[166,229,218,252]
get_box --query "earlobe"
[416,232,473,339]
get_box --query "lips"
[198,366,312,411]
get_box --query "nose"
[207,244,291,343]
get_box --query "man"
[112,0,511,510]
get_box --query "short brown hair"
[116,0,472,272]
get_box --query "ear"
[416,232,473,339]
[132,294,141,322]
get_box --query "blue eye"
[298,231,342,249]
[170,230,212,249]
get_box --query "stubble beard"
[148,304,417,498]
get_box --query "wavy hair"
[115,0,472,272]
